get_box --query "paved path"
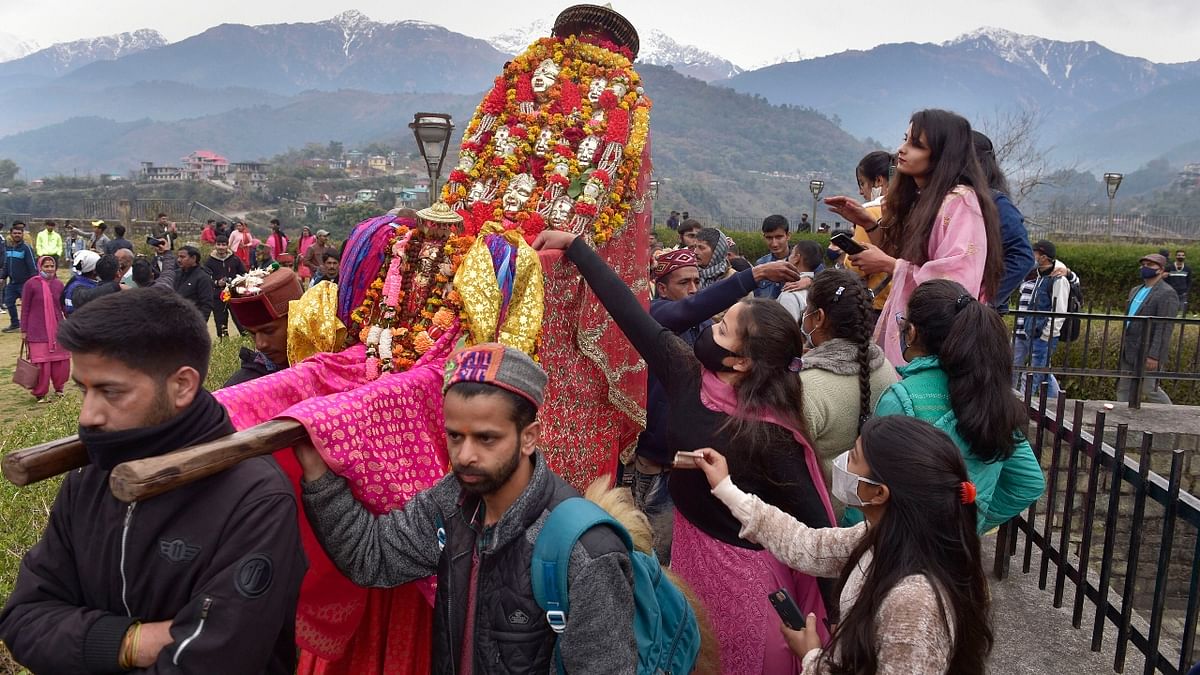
[986,531,1148,674]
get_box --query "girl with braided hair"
[796,269,898,488]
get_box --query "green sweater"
[846,355,1045,533]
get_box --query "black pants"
[213,299,244,337]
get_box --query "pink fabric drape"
[214,328,457,665]
[875,187,990,367]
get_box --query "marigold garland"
[444,34,652,247]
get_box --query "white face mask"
[870,186,884,201]
[831,450,883,507]
[799,311,817,349]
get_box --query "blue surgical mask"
[40,271,54,279]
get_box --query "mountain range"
[0,13,1198,206]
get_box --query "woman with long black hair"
[872,278,1045,533]
[697,415,993,674]
[826,109,1004,366]
[535,228,830,674]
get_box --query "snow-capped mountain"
[486,22,743,82]
[0,29,166,78]
[751,48,807,70]
[0,33,40,63]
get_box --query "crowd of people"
[0,107,1190,675]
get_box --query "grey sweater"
[302,452,636,674]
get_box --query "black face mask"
[694,324,740,373]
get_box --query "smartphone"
[769,588,807,631]
[672,450,705,469]
[830,232,865,255]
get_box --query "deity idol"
[442,3,653,492]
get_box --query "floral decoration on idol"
[221,263,283,303]
[444,34,652,246]
[352,223,472,379]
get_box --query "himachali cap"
[651,247,698,281]
[444,343,548,408]
[228,267,304,329]
[553,4,640,58]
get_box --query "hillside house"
[139,162,185,182]
[228,161,270,192]
[182,151,229,180]
[368,155,389,173]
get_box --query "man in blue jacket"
[3,222,37,331]
[633,248,799,561]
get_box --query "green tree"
[0,159,19,185]
[268,176,306,201]
[324,202,380,235]
[376,190,397,210]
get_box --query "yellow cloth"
[456,223,544,354]
[845,204,890,310]
[287,281,347,365]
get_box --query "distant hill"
[56,11,508,96]
[0,30,166,91]
[1056,76,1200,168]
[0,65,871,219]
[725,28,1200,157]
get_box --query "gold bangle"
[130,623,142,669]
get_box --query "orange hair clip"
[960,481,977,505]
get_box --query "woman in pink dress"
[297,226,317,259]
[826,109,1004,367]
[21,255,70,402]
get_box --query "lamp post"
[808,179,825,233]
[409,112,454,206]
[1104,172,1123,236]
[647,179,659,226]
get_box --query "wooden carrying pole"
[2,436,88,486]
[2,420,309,503]
[109,420,309,502]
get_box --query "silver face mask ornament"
[831,450,883,507]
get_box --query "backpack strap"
[531,498,632,636]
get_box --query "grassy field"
[0,312,246,673]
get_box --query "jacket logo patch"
[508,609,530,626]
[234,554,273,599]
[159,539,201,563]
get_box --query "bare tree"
[978,106,1076,206]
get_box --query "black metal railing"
[994,387,1200,674]
[1009,307,1200,408]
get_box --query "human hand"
[1146,357,1160,371]
[293,436,329,483]
[781,277,813,293]
[696,448,729,489]
[752,260,802,284]
[1050,265,1071,278]
[125,620,173,668]
[823,196,872,228]
[848,245,897,276]
[780,614,821,659]
[531,230,578,251]
[153,241,170,254]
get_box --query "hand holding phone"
[769,588,807,631]
[673,450,705,469]
[830,232,865,256]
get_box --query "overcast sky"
[2,0,1197,67]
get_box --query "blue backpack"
[531,497,701,675]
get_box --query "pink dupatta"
[38,275,61,352]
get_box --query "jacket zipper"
[120,503,137,617]
[173,597,211,665]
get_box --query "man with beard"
[0,288,305,673]
[297,343,637,674]
[224,267,304,386]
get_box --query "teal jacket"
[844,355,1045,533]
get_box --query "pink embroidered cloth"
[214,329,457,661]
[875,187,990,367]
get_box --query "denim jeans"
[1014,334,1061,397]
[630,462,673,565]
[3,281,23,327]
[1029,336,1060,398]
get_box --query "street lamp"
[409,112,454,206]
[1104,172,1123,235]
[647,179,659,226]
[808,179,825,233]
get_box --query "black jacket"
[223,347,278,388]
[1122,281,1181,362]
[0,453,306,673]
[174,265,213,316]
[204,253,247,291]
